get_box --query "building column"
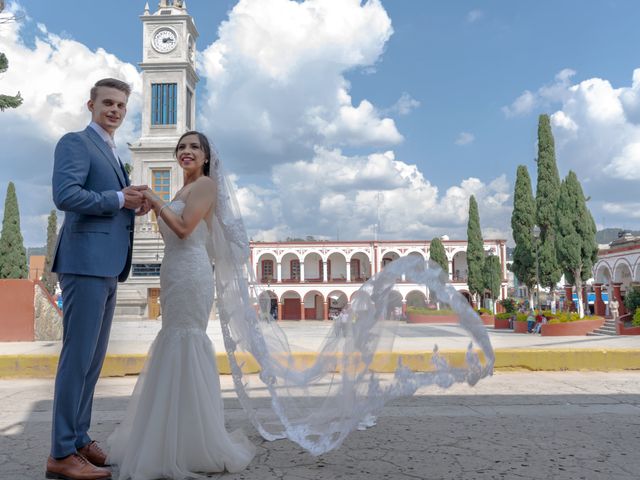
[277,262,282,283]
[594,283,605,316]
[323,261,328,283]
[300,300,305,321]
[300,263,305,283]
[613,283,626,316]
[277,301,282,321]
[448,260,453,281]
[323,301,329,321]
[402,300,407,316]
[346,261,351,283]
[564,285,574,312]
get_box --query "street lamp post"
[532,225,541,312]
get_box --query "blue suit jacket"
[51,127,134,282]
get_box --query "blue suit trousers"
[50,273,117,458]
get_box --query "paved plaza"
[1,372,640,479]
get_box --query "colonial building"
[251,239,508,321]
[592,232,640,317]
[114,1,508,320]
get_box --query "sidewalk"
[1,321,639,377]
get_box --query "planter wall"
[541,317,605,336]
[0,279,62,341]
[616,314,640,335]
[479,313,494,326]
[407,312,458,324]
[513,321,529,333]
[494,317,512,329]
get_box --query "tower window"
[186,88,193,130]
[151,83,177,125]
[151,169,171,202]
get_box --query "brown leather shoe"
[77,441,109,467]
[45,454,111,480]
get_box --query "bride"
[108,130,495,478]
[107,131,255,478]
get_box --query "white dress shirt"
[89,121,126,209]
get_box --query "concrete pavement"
[1,372,639,479]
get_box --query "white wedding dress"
[107,200,256,479]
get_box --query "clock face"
[152,28,178,53]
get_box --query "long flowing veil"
[208,163,494,456]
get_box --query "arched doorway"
[327,290,348,320]
[303,291,325,320]
[258,290,278,320]
[281,290,302,320]
[406,290,427,309]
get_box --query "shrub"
[498,298,517,314]
[495,312,512,320]
[624,287,640,316]
[548,312,581,324]
[515,313,528,322]
[633,308,640,327]
[477,308,492,316]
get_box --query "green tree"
[42,209,58,294]
[466,195,484,305]
[535,114,562,303]
[511,165,537,307]
[429,237,448,277]
[555,171,599,318]
[0,182,28,278]
[0,53,22,112]
[482,254,502,313]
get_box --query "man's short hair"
[90,78,131,101]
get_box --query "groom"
[47,78,149,480]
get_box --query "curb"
[1,349,640,378]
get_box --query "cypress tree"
[535,114,562,303]
[555,171,599,318]
[42,209,58,294]
[0,53,23,112]
[429,237,448,278]
[482,254,502,313]
[0,182,28,278]
[511,165,537,307]
[466,195,484,305]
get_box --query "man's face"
[87,86,128,135]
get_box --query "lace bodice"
[157,200,214,331]
[158,200,210,254]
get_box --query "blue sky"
[2,0,640,246]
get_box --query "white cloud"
[455,132,475,146]
[602,202,640,219]
[385,92,420,116]
[502,69,576,117]
[466,9,484,23]
[198,0,401,173]
[237,148,512,242]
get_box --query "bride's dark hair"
[174,130,217,176]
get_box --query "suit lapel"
[85,127,127,188]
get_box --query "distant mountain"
[596,228,640,245]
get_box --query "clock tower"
[116,0,199,319]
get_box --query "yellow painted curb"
[0,349,639,378]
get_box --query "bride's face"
[176,134,207,175]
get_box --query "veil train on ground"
[209,165,495,455]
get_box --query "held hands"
[141,189,163,214]
[122,185,149,212]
